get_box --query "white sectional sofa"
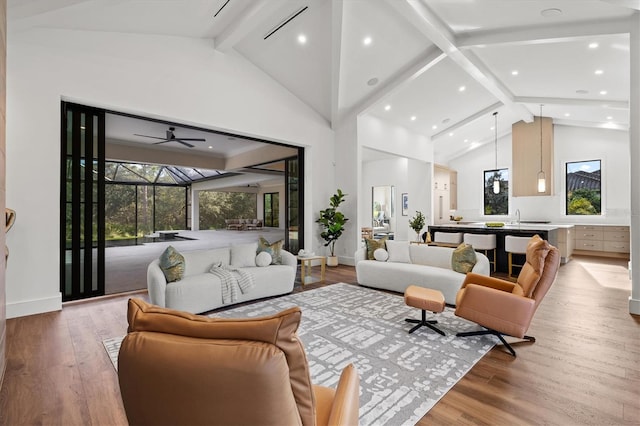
[147,246,297,314]
[355,241,490,305]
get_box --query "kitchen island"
[428,222,562,274]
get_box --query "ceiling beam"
[214,0,287,52]
[387,0,533,124]
[340,45,446,124]
[515,96,629,109]
[330,0,345,128]
[552,118,628,130]
[600,0,640,11]
[432,102,503,140]
[457,16,632,48]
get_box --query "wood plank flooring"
[0,255,638,425]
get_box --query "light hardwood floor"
[0,255,638,425]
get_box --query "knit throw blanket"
[209,263,255,304]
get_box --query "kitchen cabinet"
[449,170,457,211]
[556,226,574,264]
[512,116,553,197]
[433,165,450,224]
[574,225,629,258]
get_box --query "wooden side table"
[297,255,326,286]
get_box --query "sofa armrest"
[280,250,297,268]
[461,272,517,293]
[354,248,366,263]
[471,252,491,276]
[147,260,167,308]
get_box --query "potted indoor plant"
[409,211,426,242]
[316,189,348,266]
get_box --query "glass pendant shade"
[537,171,546,193]
[493,178,500,194]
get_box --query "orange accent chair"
[118,298,360,426]
[454,235,560,356]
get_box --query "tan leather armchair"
[118,298,359,426]
[454,235,560,356]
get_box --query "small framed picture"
[401,193,408,216]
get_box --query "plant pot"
[326,256,339,267]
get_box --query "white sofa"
[147,246,297,314]
[355,242,490,305]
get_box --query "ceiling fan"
[134,127,206,148]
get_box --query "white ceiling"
[8,0,637,163]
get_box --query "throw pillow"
[364,237,387,260]
[231,242,259,268]
[386,240,411,263]
[258,237,284,265]
[373,248,389,262]
[159,246,185,283]
[255,251,272,267]
[451,243,477,274]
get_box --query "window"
[264,192,279,227]
[566,160,601,215]
[484,169,509,215]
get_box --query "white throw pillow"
[373,248,389,262]
[255,251,272,267]
[230,242,259,267]
[386,240,411,263]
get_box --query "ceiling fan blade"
[134,134,168,141]
[152,140,172,145]
[177,140,195,148]
[173,138,206,142]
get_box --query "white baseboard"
[629,296,640,315]
[6,293,62,318]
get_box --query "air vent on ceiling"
[214,0,231,18]
[264,6,308,40]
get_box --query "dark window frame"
[483,168,509,216]
[565,159,602,216]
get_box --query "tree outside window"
[484,169,509,215]
[566,160,601,215]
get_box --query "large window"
[566,160,601,215]
[199,191,258,229]
[264,192,279,227]
[484,169,509,215]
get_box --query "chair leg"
[456,329,535,357]
[405,310,445,336]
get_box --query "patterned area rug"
[103,283,495,425]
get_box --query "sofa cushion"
[231,242,258,268]
[183,248,231,277]
[258,237,284,265]
[364,237,387,260]
[386,240,411,263]
[451,243,477,274]
[373,248,389,262]
[255,251,272,267]
[159,246,185,283]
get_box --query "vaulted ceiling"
[8,0,638,163]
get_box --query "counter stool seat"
[404,285,446,336]
[463,233,497,272]
[433,232,462,247]
[505,235,531,279]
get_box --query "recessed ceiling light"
[606,116,613,120]
[595,69,603,75]
[464,139,468,143]
[458,85,466,92]
[384,104,391,111]
[367,77,379,86]
[410,116,417,121]
[363,36,372,46]
[600,90,608,95]
[208,146,213,149]
[564,113,571,117]
[511,70,519,76]
[576,89,589,94]
[490,126,495,131]
[449,132,454,137]
[297,34,307,44]
[541,8,562,17]
[432,125,438,130]
[589,42,599,49]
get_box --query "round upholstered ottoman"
[404,285,446,336]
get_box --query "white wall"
[6,29,334,317]
[449,125,630,224]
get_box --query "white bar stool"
[463,233,497,273]
[505,235,530,279]
[433,232,462,246]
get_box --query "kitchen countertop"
[434,222,571,231]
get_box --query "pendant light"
[537,104,547,193]
[492,111,500,194]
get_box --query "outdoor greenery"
[567,188,601,215]
[317,189,348,257]
[199,191,257,229]
[484,169,509,215]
